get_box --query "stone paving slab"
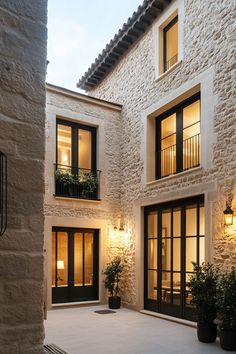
[44,306,222,354]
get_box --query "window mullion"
[176,109,183,173]
[156,119,161,179]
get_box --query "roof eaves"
[77,0,172,91]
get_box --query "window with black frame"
[55,119,99,200]
[163,16,178,72]
[156,94,201,179]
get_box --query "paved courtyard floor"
[44,305,222,354]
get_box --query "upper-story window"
[163,16,178,72]
[55,119,99,200]
[156,94,200,179]
[57,120,96,171]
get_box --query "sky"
[47,0,142,92]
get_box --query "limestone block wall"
[44,87,123,306]
[0,1,47,354]
[88,0,236,308]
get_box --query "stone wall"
[45,87,123,307]
[88,0,236,307]
[0,1,47,353]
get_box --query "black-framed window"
[56,118,97,171]
[163,16,178,72]
[156,94,201,179]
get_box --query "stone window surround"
[153,0,184,78]
[45,108,106,205]
[141,66,217,187]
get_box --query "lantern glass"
[224,205,234,226]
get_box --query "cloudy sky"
[47,0,142,92]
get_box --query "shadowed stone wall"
[0,1,47,353]
[88,0,236,308]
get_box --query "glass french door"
[52,228,99,303]
[144,196,204,320]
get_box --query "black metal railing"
[161,144,176,178]
[54,164,101,200]
[183,133,200,171]
[0,151,7,236]
[165,53,178,71]
[161,134,200,178]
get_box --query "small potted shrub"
[55,169,76,196]
[188,262,218,343]
[79,171,98,198]
[217,267,236,351]
[103,257,123,309]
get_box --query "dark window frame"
[56,118,97,172]
[144,195,204,320]
[155,93,201,180]
[163,16,178,72]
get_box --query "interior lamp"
[224,204,234,226]
[57,260,65,270]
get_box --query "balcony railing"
[165,53,178,72]
[183,133,200,171]
[54,164,101,200]
[0,151,7,236]
[161,133,200,178]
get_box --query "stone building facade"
[0,1,47,353]
[46,0,235,322]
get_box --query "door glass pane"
[173,238,181,271]
[84,233,93,286]
[57,232,68,287]
[173,209,181,237]
[148,239,157,269]
[165,20,178,70]
[52,232,56,287]
[186,273,193,306]
[162,238,171,271]
[78,129,92,170]
[162,272,171,302]
[148,270,157,300]
[199,237,205,265]
[200,206,205,235]
[162,210,171,237]
[186,207,197,236]
[161,114,176,177]
[57,124,72,168]
[173,273,181,305]
[186,238,196,272]
[148,212,158,238]
[74,233,83,286]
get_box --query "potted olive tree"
[217,267,236,351]
[103,257,123,309]
[188,262,218,343]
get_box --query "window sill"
[146,166,202,186]
[156,60,182,83]
[54,195,101,203]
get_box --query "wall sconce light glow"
[57,260,65,269]
[224,204,234,226]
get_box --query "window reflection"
[57,232,68,287]
[78,129,92,170]
[165,18,178,71]
[57,125,72,168]
[84,233,93,286]
[74,233,83,286]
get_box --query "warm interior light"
[224,205,234,226]
[57,260,65,269]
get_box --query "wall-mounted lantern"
[224,204,234,226]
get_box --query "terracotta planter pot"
[220,329,236,351]
[197,322,217,343]
[108,296,121,309]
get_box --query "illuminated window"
[156,94,200,179]
[163,17,178,72]
[56,119,96,171]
